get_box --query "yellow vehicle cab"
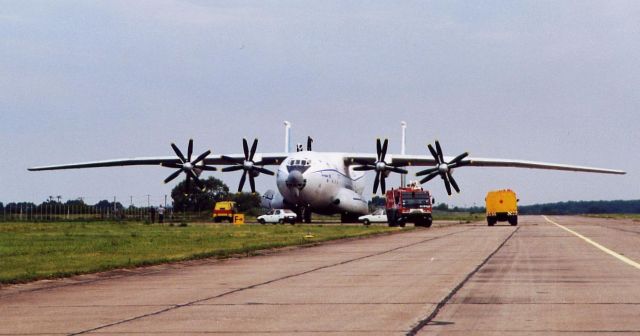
[485,189,518,226]
[212,201,237,223]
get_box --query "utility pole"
[284,121,291,153]
[164,194,167,208]
[146,194,150,208]
[400,121,407,187]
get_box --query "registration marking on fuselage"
[544,215,640,270]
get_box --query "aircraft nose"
[286,170,305,189]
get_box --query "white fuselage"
[272,151,369,215]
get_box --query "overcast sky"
[1,1,638,207]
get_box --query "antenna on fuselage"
[400,121,407,187]
[284,121,291,153]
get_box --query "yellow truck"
[212,201,237,223]
[485,189,518,226]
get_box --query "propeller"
[161,139,217,193]
[221,138,274,193]
[415,140,470,195]
[353,139,407,194]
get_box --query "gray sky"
[1,1,638,207]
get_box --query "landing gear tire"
[303,208,312,223]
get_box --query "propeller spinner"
[221,138,274,193]
[353,139,408,194]
[415,140,470,195]
[161,139,217,193]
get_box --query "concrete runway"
[1,216,639,335]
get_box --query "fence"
[0,204,213,223]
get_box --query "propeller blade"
[238,171,247,192]
[254,166,275,176]
[419,172,439,184]
[164,169,182,184]
[187,170,204,189]
[427,144,439,163]
[373,171,380,194]
[416,166,438,176]
[242,138,249,160]
[160,162,182,169]
[443,175,452,195]
[221,165,244,172]
[185,175,191,193]
[448,172,460,193]
[380,139,388,161]
[435,140,444,163]
[449,152,469,164]
[307,136,313,151]
[221,155,243,164]
[380,174,386,193]
[171,143,187,163]
[192,150,211,166]
[249,138,258,161]
[249,175,256,193]
[353,165,375,171]
[187,139,193,162]
[376,139,382,160]
[389,166,408,174]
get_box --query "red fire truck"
[385,184,434,227]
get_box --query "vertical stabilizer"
[400,121,407,187]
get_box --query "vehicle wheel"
[508,216,518,226]
[278,219,284,224]
[258,218,265,225]
[487,216,496,226]
[363,219,370,226]
[425,217,433,228]
[214,218,221,223]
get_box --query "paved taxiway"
[1,216,639,335]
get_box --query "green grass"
[432,211,485,222]
[0,221,400,284]
[583,214,640,220]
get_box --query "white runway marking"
[544,215,640,270]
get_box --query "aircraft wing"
[344,154,625,175]
[28,153,290,171]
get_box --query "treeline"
[368,196,640,215]
[518,200,640,215]
[0,199,125,214]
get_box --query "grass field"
[583,214,640,221]
[0,221,401,284]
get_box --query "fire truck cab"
[385,183,434,227]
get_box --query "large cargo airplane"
[29,122,625,222]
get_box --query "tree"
[369,196,386,209]
[231,192,262,215]
[171,176,230,212]
[0,202,3,212]
[434,203,449,211]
